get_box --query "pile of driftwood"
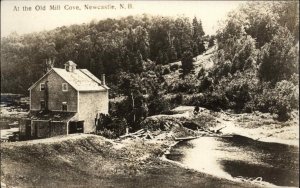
[119,126,230,141]
[120,129,154,140]
[201,126,227,134]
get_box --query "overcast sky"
[1,1,244,37]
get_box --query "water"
[166,135,299,187]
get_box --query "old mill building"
[20,61,109,139]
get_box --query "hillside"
[1,14,207,95]
[163,45,217,86]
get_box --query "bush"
[170,94,183,106]
[199,76,213,92]
[253,80,298,121]
[167,77,200,94]
[197,67,205,79]
[183,94,203,106]
[201,92,229,111]
[170,64,180,71]
[225,80,251,112]
[181,50,194,77]
[96,114,127,138]
[162,67,171,75]
[208,36,215,48]
[148,92,170,116]
[97,129,117,139]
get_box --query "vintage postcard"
[1,1,299,187]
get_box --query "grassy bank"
[1,133,258,188]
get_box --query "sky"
[1,1,244,37]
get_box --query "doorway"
[68,121,84,134]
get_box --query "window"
[62,83,68,91]
[62,102,67,111]
[40,100,45,110]
[40,83,45,91]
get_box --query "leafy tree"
[181,50,194,78]
[147,88,169,116]
[231,35,257,74]
[117,72,148,130]
[258,27,298,85]
[208,35,215,48]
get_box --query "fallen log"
[130,129,145,136]
[215,126,227,133]
[119,129,145,138]
[202,134,233,138]
[174,136,198,141]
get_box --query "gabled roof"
[79,69,110,90]
[28,67,109,91]
[65,60,77,66]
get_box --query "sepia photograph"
[1,0,299,187]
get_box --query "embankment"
[1,133,257,188]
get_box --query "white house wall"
[78,91,109,133]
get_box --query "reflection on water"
[166,135,299,187]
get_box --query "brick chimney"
[44,81,49,111]
[64,61,77,72]
[102,74,105,85]
[45,58,55,72]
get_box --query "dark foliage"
[1,15,207,95]
[181,50,194,78]
[170,64,180,71]
[147,89,170,116]
[96,114,127,138]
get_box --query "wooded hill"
[1,14,206,94]
[1,1,299,130]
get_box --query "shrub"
[148,91,170,116]
[181,50,194,77]
[170,94,183,106]
[97,129,117,139]
[167,77,200,94]
[183,94,203,106]
[197,67,205,79]
[253,80,298,121]
[162,67,171,75]
[96,114,127,138]
[170,64,179,71]
[199,76,213,92]
[202,92,229,111]
[208,36,215,48]
[225,80,251,112]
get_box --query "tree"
[131,51,144,74]
[1,15,207,94]
[258,27,298,85]
[181,50,194,78]
[192,17,206,56]
[208,35,215,48]
[198,40,206,55]
[147,87,169,116]
[117,73,148,130]
[198,20,205,37]
[168,45,177,62]
[231,35,257,74]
